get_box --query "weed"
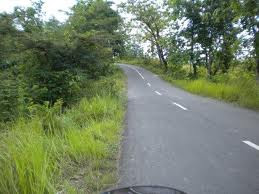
[0,68,126,193]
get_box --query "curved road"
[118,64,259,194]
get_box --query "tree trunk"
[256,58,259,81]
[205,49,208,71]
[193,63,197,78]
[205,48,212,77]
[208,50,212,77]
[251,23,259,80]
[255,31,259,80]
[156,43,168,71]
[151,41,156,58]
[191,0,196,77]
[190,33,194,76]
[154,31,168,72]
[160,52,168,72]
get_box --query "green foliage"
[170,74,259,109]
[168,0,241,76]
[0,1,126,192]
[122,0,169,70]
[121,0,257,77]
[67,0,122,68]
[119,0,258,109]
[0,0,123,122]
[0,69,126,193]
[0,71,20,121]
[120,58,259,109]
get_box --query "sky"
[0,0,125,22]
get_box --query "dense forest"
[0,0,258,193]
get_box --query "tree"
[212,0,239,73]
[0,0,122,121]
[122,0,169,71]
[0,12,24,69]
[13,0,44,33]
[66,0,122,76]
[169,0,240,77]
[169,0,202,77]
[234,0,259,78]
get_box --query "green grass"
[118,58,259,110]
[0,68,126,193]
[165,78,259,109]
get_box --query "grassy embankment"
[118,58,259,110]
[0,67,126,194]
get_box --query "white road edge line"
[147,83,151,87]
[173,102,188,111]
[155,91,162,96]
[135,70,145,80]
[127,66,145,80]
[243,141,259,151]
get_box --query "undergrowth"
[0,68,126,193]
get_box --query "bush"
[0,69,126,193]
[168,63,188,79]
[0,70,20,121]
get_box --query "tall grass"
[0,68,126,193]
[166,78,259,109]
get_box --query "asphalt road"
[118,64,259,194]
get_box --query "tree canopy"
[121,0,258,78]
[0,0,122,121]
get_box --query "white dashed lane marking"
[243,141,259,151]
[155,91,162,96]
[172,102,188,111]
[135,69,145,80]
[127,66,145,80]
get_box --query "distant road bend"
[118,64,259,194]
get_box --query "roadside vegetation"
[0,69,126,193]
[0,0,258,193]
[0,0,126,193]
[118,0,259,110]
[119,58,259,109]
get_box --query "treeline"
[120,0,258,78]
[0,0,123,122]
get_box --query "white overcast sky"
[0,0,125,21]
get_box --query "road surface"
[118,64,259,194]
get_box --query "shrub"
[0,69,126,193]
[0,70,20,121]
